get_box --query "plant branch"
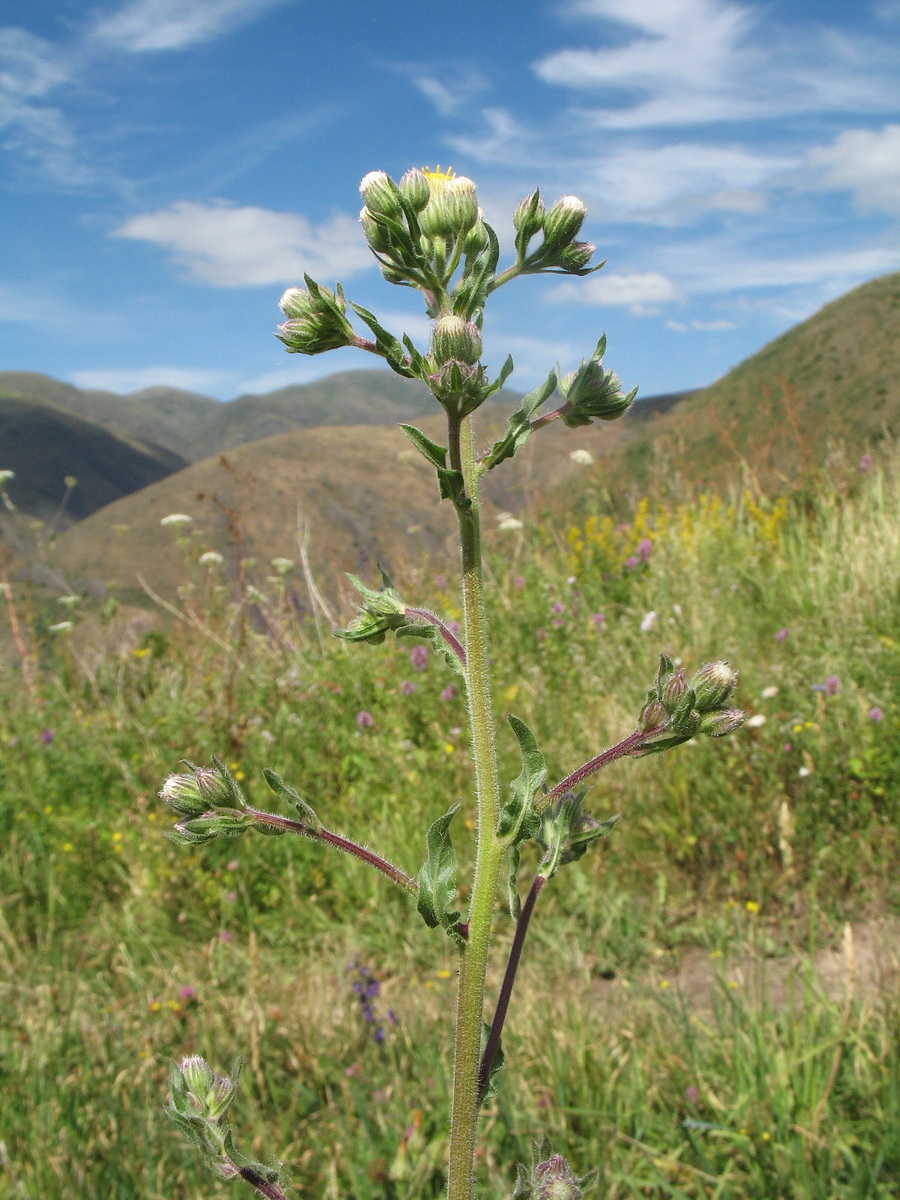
[538,725,664,810]
[404,606,467,666]
[236,1166,288,1200]
[244,806,418,896]
[478,871,546,1104]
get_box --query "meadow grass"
[0,452,898,1198]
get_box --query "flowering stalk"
[158,166,745,1200]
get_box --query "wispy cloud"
[111,201,374,286]
[806,124,900,217]
[0,28,96,186]
[69,365,231,394]
[548,271,680,314]
[90,0,291,53]
[535,0,900,128]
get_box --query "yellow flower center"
[422,165,456,181]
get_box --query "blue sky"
[3,0,900,403]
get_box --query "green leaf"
[263,768,322,832]
[348,302,415,377]
[484,354,515,399]
[481,371,558,471]
[416,804,463,942]
[399,423,448,471]
[436,466,471,514]
[497,715,547,844]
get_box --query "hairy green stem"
[447,415,505,1200]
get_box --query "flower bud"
[279,287,313,319]
[194,766,231,804]
[533,1153,583,1200]
[556,241,595,272]
[178,1055,214,1105]
[690,661,739,711]
[418,196,452,238]
[699,706,745,737]
[640,699,667,732]
[359,170,402,218]
[542,195,587,251]
[398,168,430,211]
[661,669,688,710]
[159,772,207,817]
[561,357,635,426]
[359,207,393,255]
[462,215,489,257]
[443,175,479,234]
[513,191,545,238]
[431,314,482,366]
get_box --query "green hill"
[576,271,900,509]
[0,393,188,524]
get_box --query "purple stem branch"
[538,724,664,810]
[244,806,418,896]
[237,1167,288,1200]
[477,872,547,1104]
[404,606,467,667]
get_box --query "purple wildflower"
[859,453,873,472]
[410,644,428,671]
[551,601,565,615]
[775,628,789,642]
[373,1027,385,1044]
[868,706,884,722]
[440,684,457,701]
[448,619,460,634]
[356,710,374,729]
[178,985,197,1003]
[591,612,606,627]
[513,576,525,589]
[40,728,54,745]
[219,930,232,944]
[824,675,841,695]
[637,537,653,561]
[783,742,792,752]
[624,555,638,570]
[399,680,416,696]
[685,1085,699,1104]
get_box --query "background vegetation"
[1,429,897,1198]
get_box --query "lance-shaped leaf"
[416,803,463,942]
[349,302,416,377]
[262,768,323,832]
[399,423,448,472]
[480,371,558,471]
[483,353,515,400]
[497,715,547,844]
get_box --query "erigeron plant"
[160,167,745,1199]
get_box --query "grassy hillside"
[569,271,900,511]
[0,393,188,525]
[1,447,897,1199]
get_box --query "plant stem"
[244,806,418,895]
[478,872,546,1103]
[236,1166,288,1200]
[447,415,505,1200]
[538,725,663,809]
[403,607,467,666]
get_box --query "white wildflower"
[761,686,779,699]
[569,449,594,466]
[199,551,224,566]
[161,513,193,526]
[746,713,766,728]
[497,512,524,532]
[639,611,657,632]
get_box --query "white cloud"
[91,0,289,53]
[667,317,736,331]
[69,366,231,393]
[111,201,374,286]
[806,124,900,216]
[582,141,793,222]
[534,0,900,127]
[412,69,487,116]
[549,271,680,314]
